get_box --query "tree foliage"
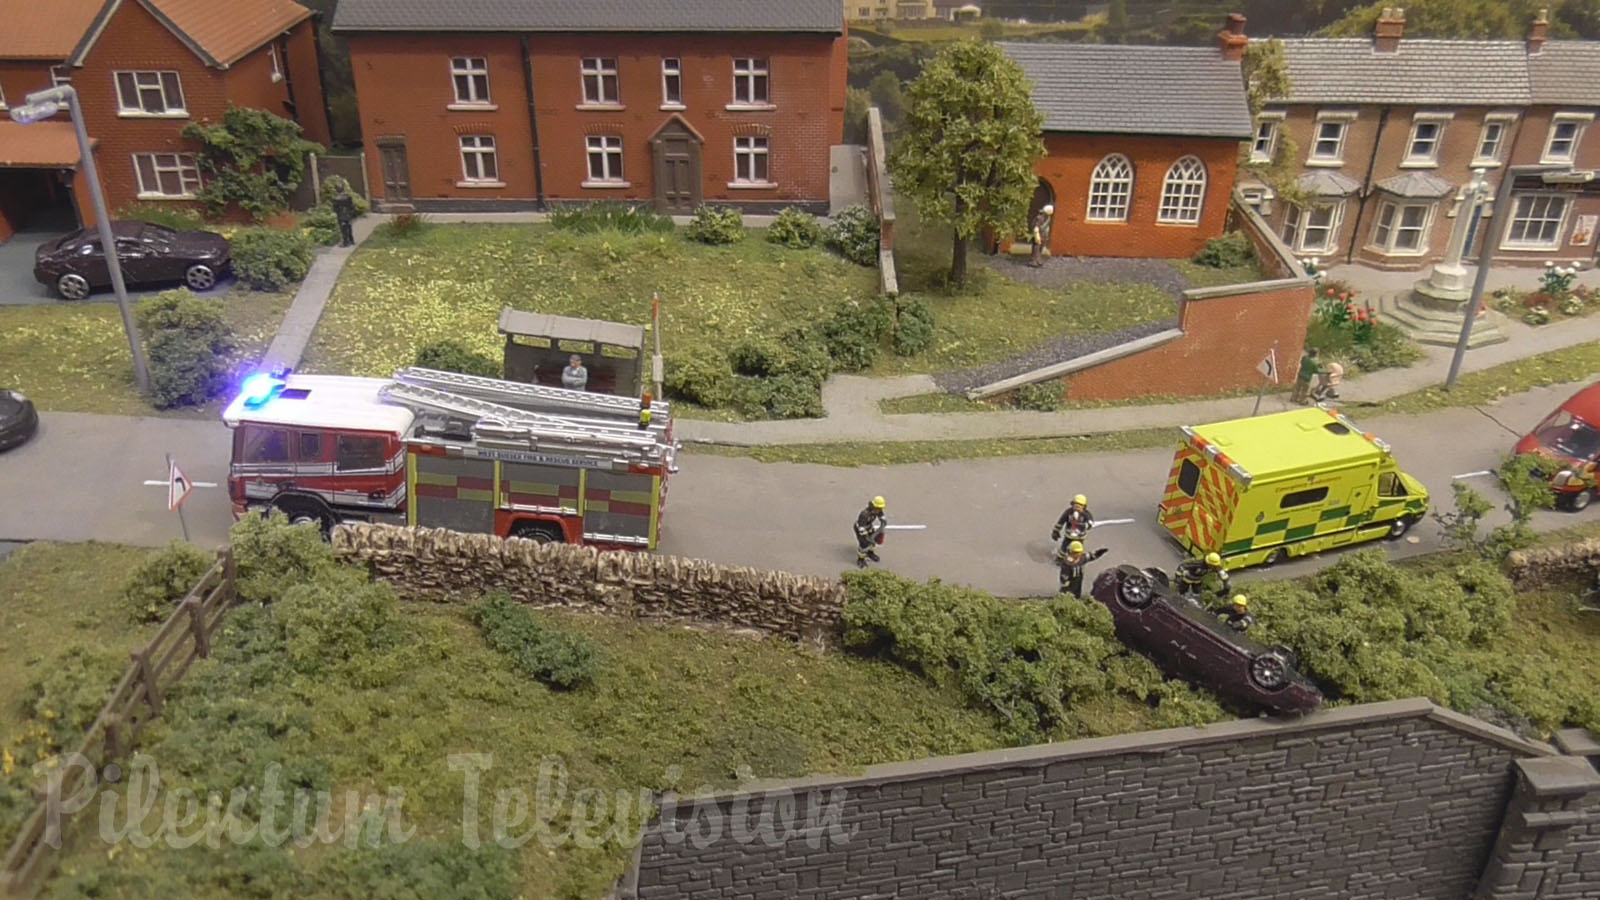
[182,106,323,220]
[1319,0,1576,38]
[1239,39,1311,209]
[889,40,1045,284]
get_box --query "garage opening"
[0,168,80,243]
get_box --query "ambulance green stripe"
[1285,523,1317,541]
[1255,519,1289,535]
[1319,505,1351,521]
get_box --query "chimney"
[1528,8,1550,54]
[1374,7,1405,53]
[1217,13,1248,62]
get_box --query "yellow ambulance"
[1158,407,1430,570]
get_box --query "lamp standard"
[11,85,151,395]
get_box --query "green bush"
[134,290,234,409]
[25,646,127,752]
[766,207,823,249]
[319,175,370,215]
[302,205,340,246]
[663,346,736,408]
[550,202,674,235]
[979,18,1007,39]
[1012,382,1063,412]
[825,205,881,266]
[414,340,501,378]
[379,212,431,239]
[1345,323,1424,372]
[762,373,826,419]
[890,296,935,356]
[229,512,343,605]
[121,540,215,623]
[470,592,597,690]
[323,841,519,900]
[1192,231,1255,268]
[278,578,401,677]
[684,205,745,245]
[821,297,894,371]
[231,226,315,291]
[731,331,833,387]
[116,202,208,231]
[728,338,783,377]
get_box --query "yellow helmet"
[871,496,886,510]
[1204,552,1222,568]
[1067,540,1084,553]
[1231,594,1249,609]
[1073,494,1087,507]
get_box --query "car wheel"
[510,521,565,544]
[1563,490,1593,513]
[1263,547,1288,567]
[184,264,217,291]
[1249,650,1291,691]
[1386,515,1416,541]
[1117,570,1155,609]
[56,273,91,300]
[272,496,335,539]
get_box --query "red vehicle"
[1515,382,1600,512]
[221,368,676,548]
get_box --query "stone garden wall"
[1505,538,1600,590]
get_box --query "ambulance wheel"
[1249,650,1290,691]
[1116,570,1155,610]
[273,496,335,538]
[1386,515,1417,541]
[1263,547,1288,567]
[510,521,565,544]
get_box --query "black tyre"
[272,495,336,538]
[1562,489,1593,513]
[1386,515,1416,541]
[1249,650,1290,691]
[1117,570,1155,609]
[184,263,217,291]
[1263,547,1288,567]
[510,521,566,544]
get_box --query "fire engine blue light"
[239,372,283,408]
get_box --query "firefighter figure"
[854,496,888,569]
[1174,551,1230,602]
[1051,494,1094,546]
[331,189,357,247]
[1216,594,1255,633]
[1055,540,1108,598]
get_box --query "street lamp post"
[11,85,151,395]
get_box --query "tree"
[889,40,1045,285]
[181,106,323,221]
[867,70,907,129]
[1319,0,1574,38]
[1238,39,1311,210]
[1105,0,1129,41]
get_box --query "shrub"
[1560,295,1585,316]
[134,290,234,409]
[380,212,430,239]
[414,340,501,378]
[24,647,127,752]
[279,578,400,677]
[979,18,1007,39]
[182,106,321,221]
[324,842,519,900]
[663,346,736,408]
[231,226,315,291]
[1012,382,1063,412]
[550,202,674,235]
[301,205,340,246]
[470,592,597,690]
[1524,306,1551,326]
[684,205,745,244]
[890,296,935,356]
[1192,231,1255,269]
[319,175,370,215]
[116,202,208,231]
[729,338,783,377]
[121,541,215,623]
[1523,290,1553,309]
[1345,324,1423,372]
[824,205,880,266]
[766,207,823,249]
[731,332,832,386]
[762,373,826,419]
[821,297,894,371]
[1541,262,1579,298]
[229,512,343,605]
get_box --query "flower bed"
[1304,282,1422,374]
[1491,262,1598,326]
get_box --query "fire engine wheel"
[184,264,217,291]
[1386,515,1417,541]
[510,521,565,545]
[1562,490,1594,512]
[272,497,334,538]
[56,273,91,300]
[1116,570,1155,610]
[1249,651,1290,692]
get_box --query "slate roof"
[1376,171,1455,198]
[998,42,1253,139]
[332,0,844,33]
[1295,170,1362,197]
[1528,42,1600,106]
[1267,38,1534,106]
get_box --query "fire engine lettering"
[460,447,613,469]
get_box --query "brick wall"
[621,699,1598,900]
[346,32,845,212]
[282,21,331,145]
[220,22,329,146]
[0,60,56,113]
[1034,132,1239,259]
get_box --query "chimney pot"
[1374,6,1406,53]
[1528,9,1550,53]
[1217,12,1248,61]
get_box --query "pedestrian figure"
[331,190,357,247]
[1310,362,1344,404]
[1051,493,1094,549]
[562,354,589,391]
[1215,594,1255,633]
[1028,205,1055,268]
[1055,540,1108,598]
[1291,347,1323,405]
[853,496,887,569]
[1173,552,1229,603]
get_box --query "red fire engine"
[221,367,677,549]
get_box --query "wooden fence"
[0,549,238,898]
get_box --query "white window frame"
[1085,154,1134,222]
[132,152,202,199]
[1308,111,1356,166]
[1251,113,1283,163]
[1473,113,1517,167]
[113,70,186,117]
[580,57,620,106]
[1241,187,1275,216]
[457,135,502,187]
[449,56,492,108]
[1367,200,1433,255]
[731,136,772,186]
[0,81,6,111]
[1401,113,1453,167]
[661,57,683,109]
[1501,193,1570,250]
[1284,202,1343,254]
[731,58,771,108]
[1157,156,1207,225]
[584,135,627,186]
[50,65,71,86]
[1542,112,1593,164]
[268,44,283,84]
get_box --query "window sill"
[136,192,197,200]
[576,103,625,111]
[581,180,632,189]
[660,103,686,111]
[447,103,499,112]
[1540,156,1577,166]
[1154,219,1202,227]
[1470,159,1504,168]
[456,181,506,189]
[1304,158,1345,168]
[1365,246,1428,257]
[1083,218,1130,224]
[725,103,777,112]
[1500,242,1562,252]
[1248,154,1273,164]
[117,111,189,119]
[1397,159,1439,169]
[726,181,777,190]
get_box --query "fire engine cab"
[221,367,677,549]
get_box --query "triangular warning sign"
[1257,349,1278,383]
[168,461,193,511]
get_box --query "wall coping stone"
[964,327,1185,400]
[1182,275,1313,302]
[1516,756,1600,799]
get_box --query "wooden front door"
[651,126,702,213]
[377,141,411,204]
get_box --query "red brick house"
[332,0,848,213]
[0,0,330,242]
[997,16,1255,259]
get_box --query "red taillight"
[1215,452,1234,469]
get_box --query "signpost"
[1252,346,1278,416]
[166,454,193,541]
[651,292,664,401]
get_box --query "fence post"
[185,596,209,659]
[102,712,122,764]
[310,151,322,205]
[221,547,236,601]
[130,649,161,716]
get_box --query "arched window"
[1086,154,1133,222]
[1158,156,1207,224]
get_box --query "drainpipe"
[1345,105,1390,264]
[520,34,547,209]
[277,34,299,124]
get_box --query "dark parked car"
[1089,565,1322,716]
[34,221,230,300]
[0,389,39,452]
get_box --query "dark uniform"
[332,192,357,247]
[853,504,886,568]
[1055,544,1108,598]
[1216,603,1255,633]
[1173,556,1229,601]
[1051,505,1094,545]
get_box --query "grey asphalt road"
[0,382,1590,595]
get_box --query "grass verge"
[683,427,1180,466]
[0,292,291,416]
[1377,340,1600,416]
[1170,259,1265,289]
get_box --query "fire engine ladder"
[377,381,673,468]
[392,367,672,423]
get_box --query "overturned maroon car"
[1089,565,1322,716]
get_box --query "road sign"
[167,460,193,511]
[1256,348,1278,383]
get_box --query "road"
[0,382,1589,596]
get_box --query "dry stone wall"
[1505,538,1600,590]
[331,524,848,644]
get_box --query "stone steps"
[1373,291,1509,348]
